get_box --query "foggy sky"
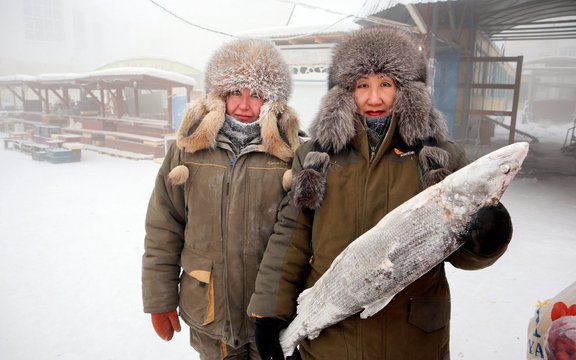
[0,0,366,74]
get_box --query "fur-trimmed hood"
[168,38,300,185]
[294,27,452,209]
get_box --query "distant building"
[521,56,576,122]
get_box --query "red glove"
[151,310,181,341]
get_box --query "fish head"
[441,141,529,213]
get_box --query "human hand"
[255,317,292,360]
[151,310,181,341]
[463,202,512,256]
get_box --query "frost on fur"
[293,151,331,209]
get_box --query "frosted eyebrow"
[379,75,396,84]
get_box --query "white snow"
[0,118,574,359]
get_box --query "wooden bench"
[9,131,28,140]
[62,127,166,157]
[20,141,49,154]
[62,127,164,145]
[3,138,22,150]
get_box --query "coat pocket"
[180,250,215,326]
[408,297,451,333]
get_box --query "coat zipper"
[221,143,262,346]
[221,152,236,344]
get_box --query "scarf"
[219,114,261,154]
[365,116,391,154]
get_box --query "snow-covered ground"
[0,118,574,359]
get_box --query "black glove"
[463,202,512,256]
[254,317,301,360]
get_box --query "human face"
[353,74,397,119]
[226,88,264,123]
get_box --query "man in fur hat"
[248,27,513,360]
[142,38,301,359]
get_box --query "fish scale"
[279,142,529,357]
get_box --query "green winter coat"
[247,116,510,359]
[142,95,301,348]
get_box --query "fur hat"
[294,27,451,209]
[169,38,300,185]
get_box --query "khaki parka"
[143,132,293,348]
[247,115,511,360]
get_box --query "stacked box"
[32,151,46,161]
[46,148,72,163]
[63,143,83,162]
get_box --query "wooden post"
[508,56,523,144]
[167,87,173,130]
[100,87,105,117]
[116,86,124,119]
[63,87,70,113]
[134,83,140,117]
[45,88,50,114]
[21,86,26,110]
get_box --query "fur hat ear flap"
[394,81,432,146]
[177,92,226,153]
[277,105,302,153]
[168,164,189,185]
[419,144,451,188]
[309,86,357,153]
[423,168,452,188]
[260,102,294,162]
[176,99,208,149]
[293,151,331,209]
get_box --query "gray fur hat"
[294,27,451,209]
[169,38,300,185]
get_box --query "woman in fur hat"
[142,38,302,359]
[248,27,513,360]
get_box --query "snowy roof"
[82,67,197,87]
[358,0,453,18]
[237,2,447,41]
[237,19,361,39]
[0,74,37,84]
[0,67,196,88]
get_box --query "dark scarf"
[219,115,261,154]
[365,116,391,153]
